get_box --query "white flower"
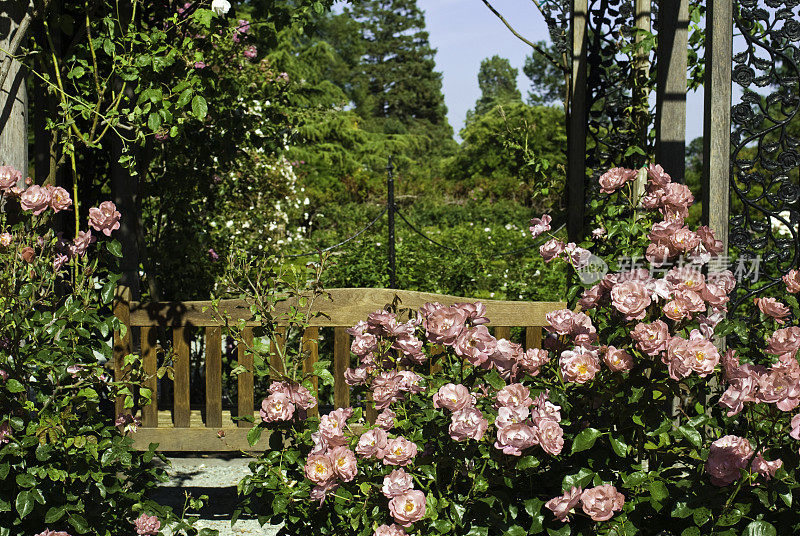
[211,0,231,15]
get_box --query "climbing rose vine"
[237,164,800,535]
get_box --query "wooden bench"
[113,288,565,451]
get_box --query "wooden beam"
[655,0,689,180]
[701,0,732,253]
[130,427,269,452]
[173,327,191,428]
[302,327,320,418]
[127,290,566,329]
[0,1,28,177]
[567,0,588,242]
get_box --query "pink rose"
[645,242,673,265]
[259,392,294,422]
[383,436,418,466]
[598,167,636,194]
[563,242,592,268]
[318,407,351,446]
[545,486,582,522]
[310,480,338,504]
[71,230,96,257]
[580,485,625,521]
[494,423,537,456]
[790,413,800,440]
[0,165,22,191]
[529,214,552,238]
[490,338,524,379]
[560,346,600,384]
[520,348,549,376]
[382,468,414,498]
[269,381,317,410]
[449,406,488,441]
[351,332,378,356]
[305,453,335,484]
[134,514,161,536]
[647,163,671,187]
[454,325,497,366]
[0,232,11,247]
[344,366,370,386]
[34,531,71,536]
[755,297,790,324]
[47,186,72,212]
[531,390,562,423]
[706,435,753,486]
[546,309,574,335]
[660,183,694,219]
[496,383,532,409]
[697,225,723,256]
[578,284,605,309]
[603,346,633,372]
[495,405,530,429]
[669,227,700,252]
[662,299,689,322]
[784,269,800,293]
[388,490,426,526]
[19,246,35,263]
[539,238,565,262]
[767,327,800,357]
[455,301,490,325]
[0,422,10,445]
[20,185,50,215]
[424,304,467,345]
[592,227,606,239]
[375,408,396,430]
[356,428,388,459]
[373,524,407,536]
[610,280,651,320]
[88,201,121,236]
[433,384,474,412]
[631,320,669,356]
[536,419,564,455]
[329,446,358,481]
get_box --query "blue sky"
[416,0,705,142]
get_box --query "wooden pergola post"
[655,0,689,181]
[702,1,733,253]
[567,0,588,242]
[0,1,29,176]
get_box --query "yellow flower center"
[696,352,704,362]
[404,500,415,513]
[578,364,587,375]
[315,463,326,475]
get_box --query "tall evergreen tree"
[345,0,455,153]
[523,41,566,107]
[468,55,522,121]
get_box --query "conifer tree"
[345,0,455,154]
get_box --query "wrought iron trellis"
[728,0,800,314]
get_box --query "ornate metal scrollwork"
[728,0,800,313]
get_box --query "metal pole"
[386,157,396,289]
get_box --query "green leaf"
[506,526,526,536]
[107,240,123,258]
[516,456,540,470]
[192,95,208,120]
[677,425,702,448]
[15,473,36,488]
[466,527,488,536]
[681,528,700,536]
[247,426,263,447]
[15,491,33,519]
[6,379,24,393]
[649,480,668,502]
[45,506,67,523]
[433,519,452,533]
[570,428,601,454]
[69,513,90,534]
[610,435,628,457]
[148,112,162,132]
[547,525,571,536]
[177,88,193,109]
[741,521,777,536]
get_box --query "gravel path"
[151,455,281,536]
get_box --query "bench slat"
[333,327,350,409]
[302,327,320,418]
[141,326,159,428]
[238,327,254,428]
[205,327,223,429]
[173,327,191,428]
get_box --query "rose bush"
[234,164,800,535]
[0,168,217,536]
